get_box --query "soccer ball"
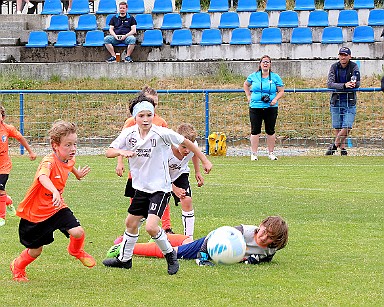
[207,226,246,265]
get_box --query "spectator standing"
[243,55,285,161]
[104,1,137,63]
[326,47,360,156]
[16,0,34,14]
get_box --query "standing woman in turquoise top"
[243,55,285,161]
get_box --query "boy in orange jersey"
[0,106,36,226]
[115,86,174,235]
[10,120,95,282]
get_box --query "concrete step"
[0,38,20,46]
[0,21,27,31]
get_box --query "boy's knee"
[69,226,84,238]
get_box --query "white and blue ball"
[207,226,246,265]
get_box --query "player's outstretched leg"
[165,250,179,275]
[67,234,96,268]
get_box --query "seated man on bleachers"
[104,1,137,63]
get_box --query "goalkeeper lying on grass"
[106,216,288,266]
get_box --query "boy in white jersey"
[102,96,212,275]
[169,123,204,239]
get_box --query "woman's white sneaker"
[268,152,278,160]
[251,154,258,161]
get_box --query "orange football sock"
[15,249,37,270]
[167,234,189,246]
[161,204,172,230]
[68,234,85,255]
[0,194,6,219]
[133,242,164,258]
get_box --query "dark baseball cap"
[339,47,351,55]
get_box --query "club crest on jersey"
[1,135,6,143]
[128,137,137,147]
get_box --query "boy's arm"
[172,183,186,199]
[19,136,37,161]
[71,165,91,180]
[116,155,125,177]
[243,253,275,265]
[106,147,135,158]
[192,155,204,187]
[38,174,61,207]
[182,139,212,174]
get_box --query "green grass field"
[0,155,383,306]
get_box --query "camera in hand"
[261,95,270,103]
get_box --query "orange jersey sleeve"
[0,122,23,174]
[123,114,167,128]
[16,153,75,223]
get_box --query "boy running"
[10,120,95,282]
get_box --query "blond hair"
[48,120,77,147]
[0,106,6,117]
[176,123,197,142]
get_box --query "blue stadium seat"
[260,28,282,44]
[180,0,200,13]
[83,30,105,46]
[230,28,252,45]
[41,0,62,15]
[308,10,329,27]
[353,0,374,10]
[265,0,286,11]
[323,0,344,10]
[248,11,269,28]
[368,9,384,26]
[141,29,163,46]
[54,31,77,47]
[96,0,117,14]
[127,0,145,14]
[160,13,182,30]
[170,29,192,46]
[291,27,312,44]
[294,0,315,11]
[76,14,97,31]
[152,0,173,13]
[218,12,240,29]
[236,0,257,12]
[208,0,229,12]
[68,0,90,15]
[189,13,211,29]
[47,15,69,31]
[321,26,343,43]
[200,29,222,45]
[337,10,358,27]
[26,31,48,47]
[136,14,154,30]
[352,26,374,43]
[278,11,299,28]
[103,14,114,31]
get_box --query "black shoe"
[325,143,337,155]
[165,250,179,275]
[164,228,174,234]
[0,184,4,191]
[340,148,348,156]
[102,257,132,269]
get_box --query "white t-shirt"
[168,140,197,182]
[109,124,185,193]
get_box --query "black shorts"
[124,178,135,198]
[249,107,278,135]
[172,173,191,206]
[19,207,81,248]
[0,174,9,188]
[128,190,171,219]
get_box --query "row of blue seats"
[26,25,377,48]
[45,9,384,32]
[40,0,379,15]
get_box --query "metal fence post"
[19,93,25,155]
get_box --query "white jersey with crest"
[168,140,197,182]
[236,224,277,259]
[109,124,185,193]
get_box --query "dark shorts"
[128,190,171,219]
[172,173,191,206]
[0,174,9,188]
[19,207,81,248]
[124,178,135,198]
[249,107,278,135]
[177,237,206,259]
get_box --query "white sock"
[153,228,173,255]
[118,231,138,262]
[182,210,195,237]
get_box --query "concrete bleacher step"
[0,21,27,31]
[0,38,20,46]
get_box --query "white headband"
[132,101,155,118]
